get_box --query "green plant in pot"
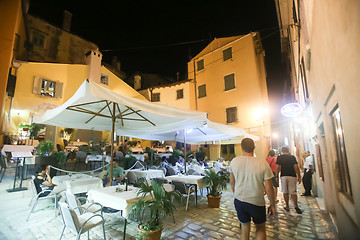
[37,140,66,177]
[203,169,229,208]
[129,181,181,240]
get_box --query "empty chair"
[187,169,195,175]
[64,191,103,216]
[126,171,137,184]
[75,151,87,171]
[171,180,195,211]
[153,177,168,185]
[58,202,106,240]
[27,176,58,221]
[57,144,64,152]
[162,183,176,223]
[166,166,176,176]
[115,151,124,160]
[159,167,167,176]
[63,139,69,148]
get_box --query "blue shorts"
[234,199,266,225]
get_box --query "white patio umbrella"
[34,80,207,184]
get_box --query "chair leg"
[87,231,90,240]
[54,195,58,217]
[27,199,38,221]
[102,221,106,240]
[0,168,5,182]
[59,225,65,240]
[76,233,81,240]
[186,193,191,211]
[29,196,34,207]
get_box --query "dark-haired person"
[266,149,279,203]
[229,138,275,240]
[34,165,65,197]
[276,146,302,214]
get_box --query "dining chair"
[75,151,87,171]
[58,202,106,240]
[27,176,58,221]
[64,191,103,216]
[187,169,195,175]
[0,154,7,182]
[166,166,176,176]
[171,180,195,211]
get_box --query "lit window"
[176,89,184,99]
[331,106,352,199]
[198,84,206,98]
[226,107,237,123]
[224,73,235,91]
[197,59,204,71]
[152,93,160,102]
[41,79,56,98]
[223,47,232,61]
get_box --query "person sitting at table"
[136,141,143,149]
[216,157,227,173]
[34,165,65,197]
[199,159,209,167]
[103,160,124,187]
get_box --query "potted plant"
[37,140,66,177]
[203,169,228,208]
[129,181,181,240]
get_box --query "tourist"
[229,138,275,240]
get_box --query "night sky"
[28,0,288,122]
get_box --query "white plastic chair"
[27,176,58,221]
[64,191,103,216]
[58,202,106,240]
[171,180,195,211]
[162,183,176,222]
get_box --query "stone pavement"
[0,166,338,240]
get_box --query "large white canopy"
[34,80,207,131]
[117,119,258,144]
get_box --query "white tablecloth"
[127,154,145,161]
[87,185,150,217]
[85,155,111,164]
[165,175,207,189]
[125,169,165,180]
[1,145,34,153]
[52,174,103,194]
[157,153,172,158]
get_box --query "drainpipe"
[193,60,198,111]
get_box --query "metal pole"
[109,103,116,186]
[184,129,187,174]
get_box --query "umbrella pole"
[184,129,187,174]
[109,103,116,186]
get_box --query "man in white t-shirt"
[229,138,276,240]
[302,151,314,196]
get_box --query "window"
[331,106,352,199]
[197,59,204,71]
[41,79,56,98]
[48,37,59,59]
[100,74,108,85]
[152,93,160,102]
[226,107,237,123]
[224,73,235,91]
[198,84,206,98]
[221,145,227,154]
[223,47,232,61]
[176,89,184,99]
[32,29,46,48]
[33,76,63,98]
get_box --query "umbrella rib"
[69,100,106,108]
[127,106,156,126]
[66,106,111,119]
[197,128,207,135]
[85,101,112,124]
[116,104,124,126]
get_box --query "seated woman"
[34,165,65,197]
[103,160,125,187]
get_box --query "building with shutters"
[137,33,271,160]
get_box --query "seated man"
[103,160,125,187]
[216,157,228,173]
[34,165,65,197]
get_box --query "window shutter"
[33,76,42,95]
[55,81,63,98]
[224,73,235,91]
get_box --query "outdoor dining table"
[165,175,207,206]
[87,185,151,239]
[52,173,103,194]
[125,169,165,180]
[85,155,111,169]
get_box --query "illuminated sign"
[281,103,303,117]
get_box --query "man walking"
[302,151,314,196]
[276,146,302,214]
[229,138,276,240]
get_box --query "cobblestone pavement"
[0,167,338,240]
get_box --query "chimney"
[62,10,72,32]
[134,74,142,90]
[111,56,121,72]
[85,50,103,84]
